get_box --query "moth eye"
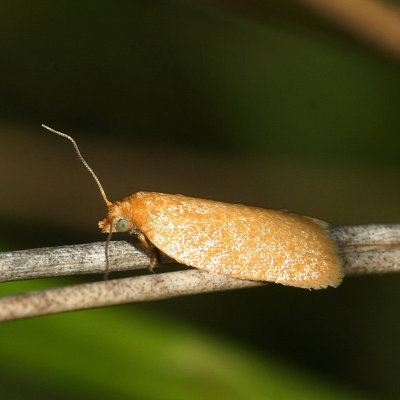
[116,218,130,232]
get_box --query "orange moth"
[42,125,343,289]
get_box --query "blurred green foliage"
[0,278,372,400]
[1,1,400,399]
[0,1,399,165]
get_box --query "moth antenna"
[104,221,114,280]
[42,124,112,207]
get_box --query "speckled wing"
[130,192,343,289]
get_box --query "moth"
[43,125,343,289]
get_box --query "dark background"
[1,1,400,399]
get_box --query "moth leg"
[137,232,159,272]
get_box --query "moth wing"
[131,192,343,289]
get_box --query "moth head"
[98,199,136,234]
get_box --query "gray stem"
[1,224,399,322]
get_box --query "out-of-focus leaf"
[0,301,372,400]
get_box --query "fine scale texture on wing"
[128,192,343,289]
